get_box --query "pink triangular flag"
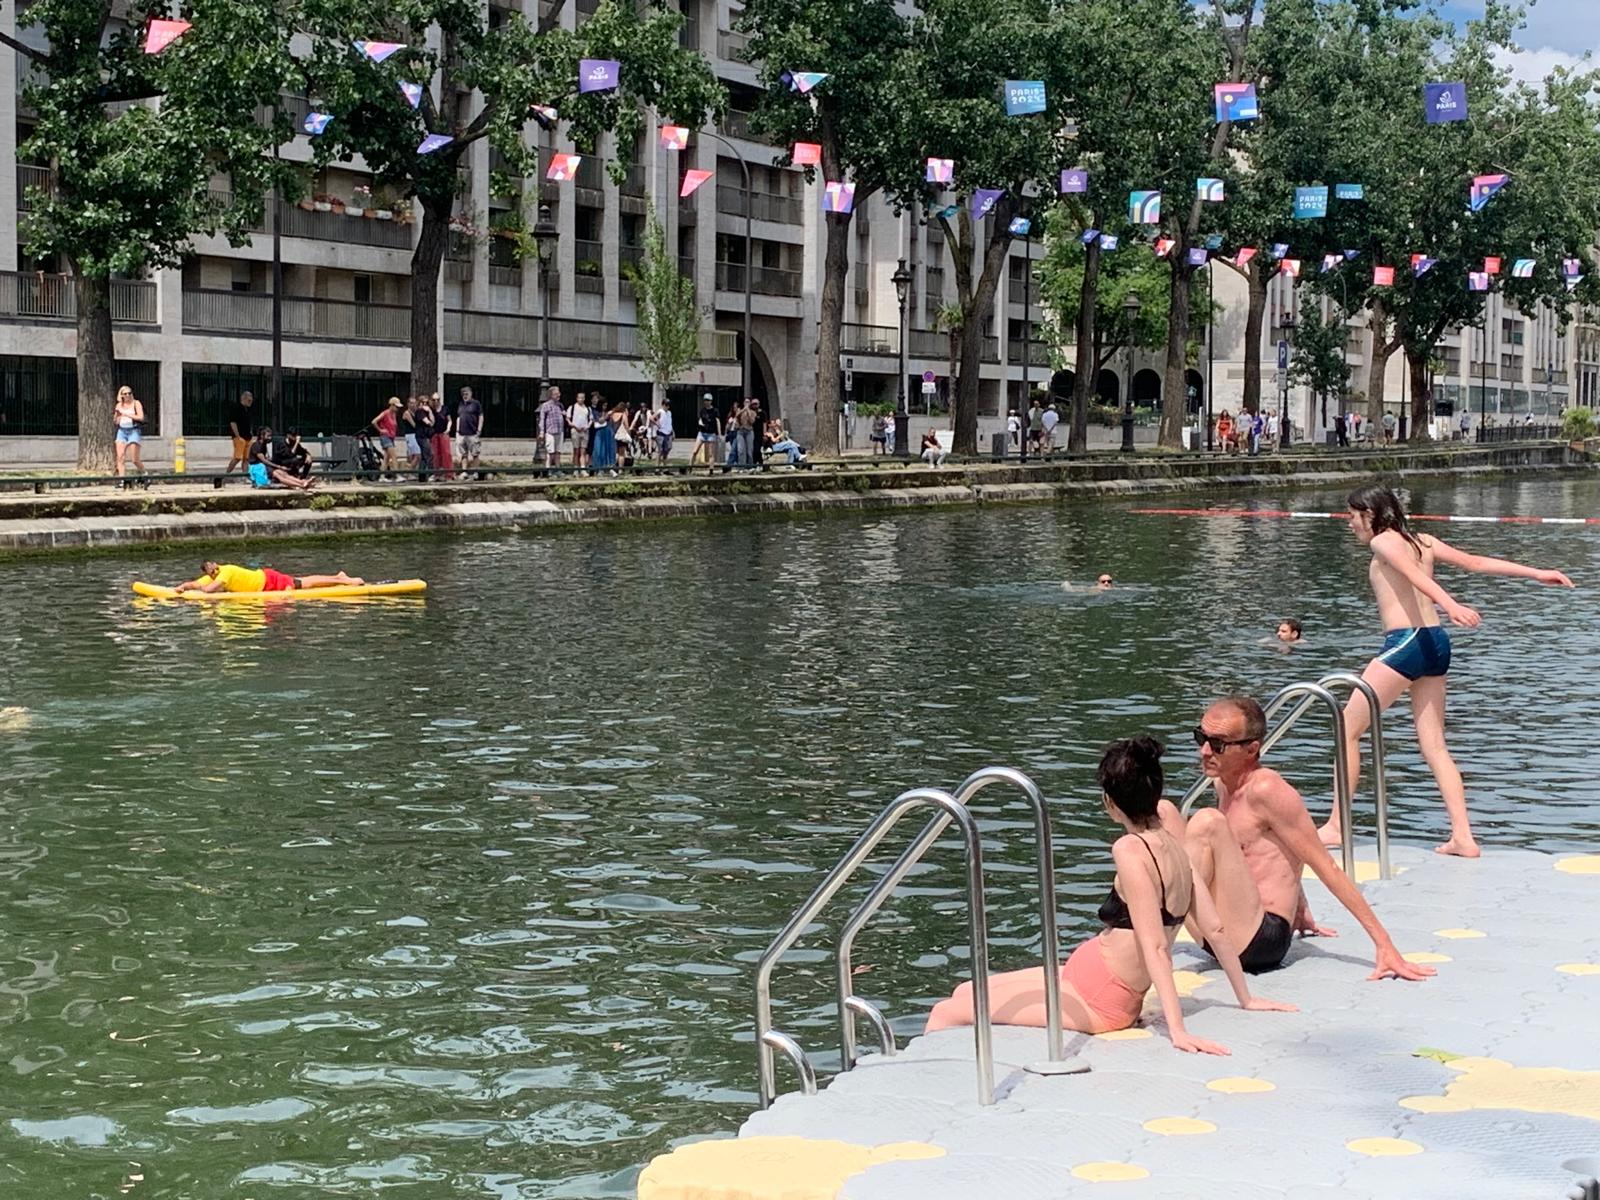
[1280,258,1302,278]
[546,153,580,181]
[661,125,689,151]
[792,142,822,166]
[1154,237,1176,258]
[680,168,712,198]
[355,39,405,63]
[1234,247,1258,268]
[399,81,423,108]
[144,19,191,54]
[1373,265,1395,286]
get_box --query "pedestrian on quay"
[413,393,436,479]
[1028,397,1045,452]
[591,395,619,473]
[566,389,592,470]
[1334,411,1349,447]
[692,393,718,466]
[724,400,742,467]
[370,397,401,477]
[431,392,454,479]
[1041,402,1060,456]
[655,398,675,465]
[736,398,758,466]
[401,396,422,469]
[456,386,484,475]
[537,386,564,470]
[870,411,888,455]
[113,384,145,478]
[612,399,634,469]
[226,390,256,474]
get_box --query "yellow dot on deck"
[1143,1117,1216,1136]
[1558,963,1600,976]
[1400,1095,1472,1113]
[1556,855,1600,875]
[1433,928,1486,939]
[1403,951,1452,964]
[1071,1162,1150,1182]
[1095,1027,1153,1041]
[635,1136,945,1200]
[1347,1137,1424,1157]
[1207,1077,1275,1094]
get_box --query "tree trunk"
[75,272,116,472]
[1364,298,1390,426]
[1242,267,1266,416]
[812,211,850,456]
[1159,253,1192,449]
[410,196,450,400]
[1407,346,1432,442]
[1069,238,1100,452]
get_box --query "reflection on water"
[1,474,1598,1195]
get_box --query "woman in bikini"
[1319,485,1575,858]
[925,737,1293,1054]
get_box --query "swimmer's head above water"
[1276,619,1303,643]
[1096,574,1113,590]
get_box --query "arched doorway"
[1133,369,1162,408]
[731,333,778,415]
[1184,369,1205,415]
[1096,369,1120,407]
[1049,368,1075,404]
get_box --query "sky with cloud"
[1439,0,1600,83]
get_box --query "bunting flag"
[823,180,855,213]
[1335,183,1365,201]
[792,142,821,166]
[1424,81,1468,124]
[1321,253,1342,273]
[578,59,620,93]
[1080,228,1101,245]
[354,39,405,63]
[1008,216,1032,236]
[1564,257,1584,278]
[936,204,958,220]
[1059,168,1088,194]
[1470,173,1508,212]
[1099,234,1120,251]
[1512,258,1536,278]
[1294,186,1329,219]
[1205,234,1224,250]
[1373,265,1395,286]
[546,153,581,181]
[144,19,191,54]
[1412,254,1437,277]
[399,81,423,108]
[1343,249,1360,261]
[1187,247,1209,266]
[1484,256,1502,275]
[971,188,1002,219]
[530,104,559,129]
[1568,275,1585,292]
[304,112,333,135]
[1197,177,1225,202]
[417,133,453,155]
[1270,242,1289,259]
[788,71,829,94]
[1214,82,1259,123]
[680,168,713,198]
[1234,247,1258,267]
[1280,258,1302,278]
[1003,80,1047,116]
[926,157,954,185]
[661,125,690,151]
[1468,271,1490,292]
[1129,190,1162,223]
[1154,237,1176,258]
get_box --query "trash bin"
[991,432,1007,461]
[1325,431,1338,446]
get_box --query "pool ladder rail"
[753,673,1391,1110]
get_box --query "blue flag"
[1335,183,1365,201]
[1003,80,1046,116]
[1424,82,1467,124]
[1294,186,1328,219]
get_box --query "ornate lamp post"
[892,257,913,457]
[1120,292,1142,452]
[532,203,557,400]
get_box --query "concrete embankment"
[0,441,1587,554]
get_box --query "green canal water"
[2,474,1598,1197]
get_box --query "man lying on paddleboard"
[174,561,366,594]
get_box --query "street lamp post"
[532,202,557,400]
[892,257,912,457]
[1120,293,1141,452]
[1478,308,1489,441]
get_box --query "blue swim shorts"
[1376,626,1452,680]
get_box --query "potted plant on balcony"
[348,185,371,218]
[313,192,333,213]
[576,259,601,277]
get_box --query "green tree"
[9,0,295,468]
[634,201,703,401]
[740,0,914,455]
[1288,289,1350,430]
[302,0,720,401]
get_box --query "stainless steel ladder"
[1179,672,1392,880]
[754,767,1063,1109]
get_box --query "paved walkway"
[639,844,1600,1199]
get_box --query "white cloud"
[1492,44,1593,87]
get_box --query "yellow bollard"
[173,435,187,474]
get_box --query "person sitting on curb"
[247,427,315,491]
[175,561,365,594]
[920,429,949,468]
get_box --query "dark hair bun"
[1125,735,1164,764]
[1097,736,1165,821]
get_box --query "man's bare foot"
[1317,820,1344,848]
[1435,836,1482,858]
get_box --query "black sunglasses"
[1192,726,1257,753]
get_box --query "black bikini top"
[1098,834,1188,930]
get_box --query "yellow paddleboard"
[132,579,427,602]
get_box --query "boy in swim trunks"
[1183,695,1433,981]
[175,561,365,593]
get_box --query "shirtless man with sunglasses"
[1182,695,1431,982]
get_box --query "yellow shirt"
[202,564,267,593]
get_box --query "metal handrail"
[754,787,994,1109]
[835,767,1061,1072]
[1314,672,1391,880]
[1181,682,1355,878]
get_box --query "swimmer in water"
[0,705,30,730]
[1276,619,1302,643]
[175,561,366,594]
[925,737,1295,1054]
[1319,485,1575,858]
[1058,574,1114,593]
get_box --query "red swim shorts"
[261,568,295,592]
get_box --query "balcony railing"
[716,109,771,144]
[182,289,410,343]
[574,238,605,271]
[16,164,52,211]
[715,261,802,297]
[678,15,699,49]
[0,272,157,324]
[716,184,801,225]
[840,323,897,355]
[277,202,413,249]
[446,259,474,283]
[442,309,738,360]
[489,265,524,288]
[909,329,948,358]
[1007,339,1053,366]
[717,26,751,61]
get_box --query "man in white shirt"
[1040,403,1060,454]
[656,401,675,464]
